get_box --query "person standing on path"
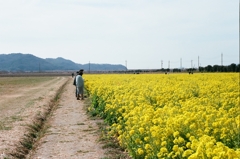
[73,71,79,97]
[75,69,84,100]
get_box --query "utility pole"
[168,61,170,69]
[221,53,223,66]
[125,60,127,71]
[221,53,223,72]
[198,56,199,71]
[190,60,193,73]
[161,60,163,69]
[89,61,90,73]
[180,58,182,69]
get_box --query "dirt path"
[29,79,107,159]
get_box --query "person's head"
[79,69,83,75]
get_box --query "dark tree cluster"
[199,63,240,72]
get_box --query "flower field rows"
[84,73,240,159]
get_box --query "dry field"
[0,76,68,157]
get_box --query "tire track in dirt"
[29,79,107,159]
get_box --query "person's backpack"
[73,77,76,85]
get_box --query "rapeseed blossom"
[84,73,240,158]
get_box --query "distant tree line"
[110,63,239,73]
[199,63,240,72]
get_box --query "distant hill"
[0,53,126,72]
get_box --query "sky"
[0,0,239,69]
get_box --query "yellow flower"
[161,141,167,147]
[189,136,195,141]
[145,144,152,150]
[186,142,191,148]
[186,133,191,138]
[137,148,144,155]
[188,154,198,159]
[172,145,179,152]
[173,131,180,138]
[135,138,140,144]
[182,149,193,157]
[160,147,168,153]
[206,149,213,158]
[151,131,158,137]
[144,137,149,142]
[178,137,185,144]
[129,129,134,135]
[139,127,145,134]
[190,123,196,129]
[117,125,122,130]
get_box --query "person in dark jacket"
[73,71,79,97]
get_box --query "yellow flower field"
[84,73,240,159]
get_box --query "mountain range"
[0,53,127,72]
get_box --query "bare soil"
[0,77,68,157]
[0,76,126,159]
[29,78,107,159]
